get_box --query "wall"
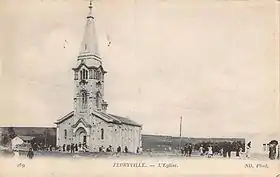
[56,116,74,147]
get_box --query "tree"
[0,133,9,145]
[7,127,16,139]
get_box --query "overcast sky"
[0,0,279,138]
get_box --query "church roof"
[109,114,142,127]
[92,110,121,123]
[54,111,74,124]
[55,111,141,127]
[79,1,99,58]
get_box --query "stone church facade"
[55,1,142,153]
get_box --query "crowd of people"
[56,143,143,155]
[60,142,89,153]
[180,141,250,158]
[6,139,279,160]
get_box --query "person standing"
[70,143,74,154]
[180,147,184,156]
[236,144,240,157]
[227,143,232,158]
[184,144,188,156]
[78,142,82,151]
[199,145,204,156]
[139,146,143,154]
[14,150,20,159]
[246,141,251,159]
[208,145,213,158]
[188,144,193,157]
[124,146,128,153]
[117,146,121,155]
[27,148,34,159]
[222,142,227,157]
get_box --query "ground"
[0,151,278,177]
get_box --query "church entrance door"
[83,135,86,144]
[75,127,87,145]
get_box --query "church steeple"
[73,0,108,117]
[78,0,101,66]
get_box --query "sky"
[0,0,279,138]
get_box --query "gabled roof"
[73,62,107,74]
[17,136,35,141]
[54,111,74,124]
[55,110,141,127]
[109,114,142,127]
[92,110,121,124]
[72,62,97,71]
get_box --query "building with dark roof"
[54,1,142,153]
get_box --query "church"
[55,1,142,153]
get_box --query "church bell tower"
[72,0,108,122]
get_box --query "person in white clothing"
[199,146,204,156]
[208,146,213,158]
[14,150,20,159]
[245,141,251,159]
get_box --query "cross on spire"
[87,0,94,18]
[89,0,93,10]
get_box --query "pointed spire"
[78,0,100,64]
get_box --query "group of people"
[61,142,88,153]
[98,145,129,154]
[180,141,251,159]
[13,148,34,159]
[99,145,143,155]
[60,143,143,155]
[181,144,193,157]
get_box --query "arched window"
[96,72,101,80]
[101,128,104,140]
[80,69,89,80]
[93,70,96,79]
[89,70,93,79]
[96,92,100,109]
[83,69,86,79]
[81,91,87,110]
[64,129,67,139]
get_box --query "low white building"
[11,136,34,149]
[55,1,142,153]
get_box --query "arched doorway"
[75,127,87,145]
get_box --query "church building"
[55,1,142,153]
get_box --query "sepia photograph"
[0,0,279,176]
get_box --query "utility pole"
[179,116,182,150]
